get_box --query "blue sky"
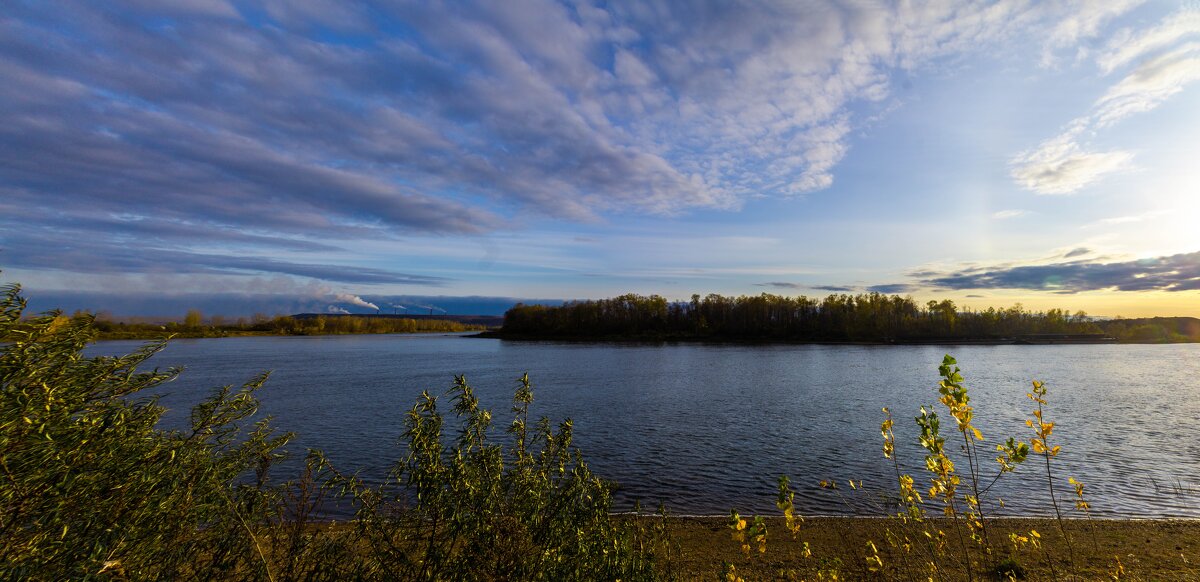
[2,0,1199,316]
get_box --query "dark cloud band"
[917,252,1200,293]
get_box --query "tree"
[184,308,203,329]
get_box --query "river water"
[87,334,1200,518]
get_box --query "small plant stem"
[947,498,975,582]
[962,431,992,549]
[421,511,441,580]
[888,468,925,579]
[1038,399,1075,568]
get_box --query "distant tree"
[184,309,203,329]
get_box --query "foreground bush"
[0,280,669,580]
[0,281,292,579]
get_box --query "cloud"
[20,290,560,317]
[812,285,857,293]
[1093,43,1200,128]
[1010,134,1134,194]
[326,305,351,314]
[0,1,1170,291]
[991,209,1028,219]
[1082,210,1167,228]
[1013,8,1200,194]
[1096,9,1200,74]
[0,231,448,286]
[1,1,1150,229]
[866,283,917,294]
[1063,247,1092,258]
[755,282,804,290]
[916,251,1200,292]
[1041,0,1147,66]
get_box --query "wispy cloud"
[866,283,917,294]
[1013,7,1200,194]
[1010,132,1135,194]
[1081,210,1167,228]
[755,282,805,290]
[1096,9,1200,74]
[2,1,1187,299]
[991,209,1028,220]
[0,231,448,286]
[1040,0,1147,67]
[1094,43,1200,128]
[812,285,857,293]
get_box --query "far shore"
[88,328,487,342]
[473,331,1200,345]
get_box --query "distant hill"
[292,313,504,328]
[1096,317,1200,343]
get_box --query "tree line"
[73,309,485,340]
[500,292,1112,342]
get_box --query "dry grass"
[665,516,1200,580]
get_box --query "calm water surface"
[87,335,1200,518]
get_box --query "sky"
[2,0,1199,317]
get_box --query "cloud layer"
[5,0,1192,303]
[915,251,1200,293]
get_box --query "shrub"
[0,281,290,579]
[343,373,670,580]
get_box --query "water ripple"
[87,337,1200,519]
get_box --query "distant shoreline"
[88,329,485,342]
[473,331,1199,345]
[82,330,1198,345]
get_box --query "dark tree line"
[80,311,483,340]
[501,292,1106,342]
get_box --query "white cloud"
[991,209,1028,219]
[1081,210,1168,228]
[1011,135,1134,194]
[1097,9,1200,74]
[1013,8,1199,194]
[1042,0,1147,67]
[1094,43,1200,127]
[1,1,1169,230]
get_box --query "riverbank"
[661,516,1200,580]
[475,331,1141,345]
[90,327,486,341]
[25,314,490,341]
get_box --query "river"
[86,334,1200,518]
